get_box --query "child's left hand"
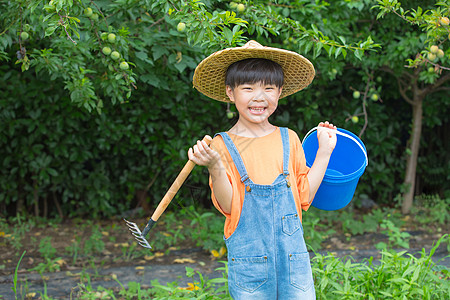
[317,121,337,155]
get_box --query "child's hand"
[188,139,222,170]
[317,121,337,155]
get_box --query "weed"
[375,219,410,250]
[65,236,82,264]
[11,251,26,300]
[83,225,105,255]
[38,237,57,260]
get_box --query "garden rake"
[124,135,212,249]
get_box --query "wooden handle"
[150,135,212,222]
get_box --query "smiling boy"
[188,41,336,299]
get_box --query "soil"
[0,214,448,299]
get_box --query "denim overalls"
[217,127,316,299]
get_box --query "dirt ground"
[0,214,448,299]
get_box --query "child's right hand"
[188,138,222,170]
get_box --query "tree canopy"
[1,0,448,217]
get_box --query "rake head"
[123,219,152,249]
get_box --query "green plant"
[83,225,105,255]
[38,237,57,260]
[303,215,336,251]
[375,219,411,250]
[313,234,450,299]
[65,236,82,265]
[188,208,225,252]
[11,251,26,300]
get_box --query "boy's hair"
[225,58,284,89]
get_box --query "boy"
[188,40,336,299]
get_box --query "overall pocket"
[230,255,268,293]
[282,213,301,236]
[289,252,314,291]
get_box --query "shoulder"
[285,128,301,144]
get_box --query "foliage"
[0,0,448,218]
[16,236,449,299]
[313,234,450,299]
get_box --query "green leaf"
[45,26,57,37]
[354,49,364,60]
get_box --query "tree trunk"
[401,98,423,214]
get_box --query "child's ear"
[226,85,235,103]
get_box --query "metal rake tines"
[123,219,152,249]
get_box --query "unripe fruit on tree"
[107,33,116,43]
[110,51,120,60]
[102,47,112,55]
[91,13,99,21]
[428,67,435,73]
[353,91,360,99]
[430,45,439,54]
[101,32,108,40]
[437,49,444,58]
[237,3,245,12]
[230,2,238,9]
[351,116,359,124]
[120,61,129,70]
[371,94,379,101]
[84,7,93,17]
[440,17,449,26]
[427,52,437,61]
[20,31,29,41]
[227,112,235,119]
[331,68,338,75]
[177,22,186,32]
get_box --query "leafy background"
[0,0,449,219]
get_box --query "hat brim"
[193,42,315,102]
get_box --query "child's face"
[226,82,283,127]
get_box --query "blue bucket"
[302,127,368,211]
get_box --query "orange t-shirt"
[209,127,311,238]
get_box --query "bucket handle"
[302,127,368,166]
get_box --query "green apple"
[353,91,361,99]
[427,52,437,61]
[370,94,379,102]
[351,116,359,123]
[430,45,439,54]
[101,32,108,40]
[177,22,186,32]
[120,61,129,70]
[440,17,449,26]
[230,2,238,9]
[237,3,245,12]
[91,13,99,21]
[437,49,444,58]
[110,51,120,60]
[84,7,93,17]
[20,31,29,41]
[102,47,112,56]
[107,33,116,43]
[428,67,435,73]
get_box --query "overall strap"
[280,127,290,177]
[214,132,250,184]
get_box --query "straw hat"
[192,40,315,102]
